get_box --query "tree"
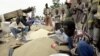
[50,0,60,9]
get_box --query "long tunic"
[75,3,85,23]
[43,8,52,26]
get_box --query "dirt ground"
[0,25,100,56]
[0,34,24,56]
[0,25,54,56]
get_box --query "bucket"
[50,53,69,56]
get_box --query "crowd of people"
[46,0,100,56]
[0,0,100,56]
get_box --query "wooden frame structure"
[4,7,34,20]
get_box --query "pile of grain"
[31,25,53,31]
[13,28,68,56]
[26,29,50,40]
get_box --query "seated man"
[76,40,94,56]
[20,13,30,31]
[49,20,75,49]
[72,30,95,56]
[9,18,27,40]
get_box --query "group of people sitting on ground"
[48,20,96,56]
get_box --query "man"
[49,20,75,49]
[94,12,100,52]
[20,13,30,31]
[60,8,66,22]
[77,40,94,56]
[64,1,73,22]
[87,7,97,42]
[63,20,75,49]
[75,0,85,29]
[72,28,95,56]
[53,9,61,30]
[43,3,52,26]
[82,2,90,31]
[9,13,30,40]
[76,0,85,21]
[9,18,25,40]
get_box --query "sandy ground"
[0,25,54,56]
[12,28,69,56]
[13,34,69,56]
[13,38,57,56]
[0,35,23,56]
[0,25,100,56]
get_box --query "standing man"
[60,8,66,22]
[94,12,100,52]
[64,0,73,22]
[54,9,61,30]
[87,7,97,43]
[82,2,90,31]
[43,3,52,26]
[31,6,36,19]
[75,0,85,29]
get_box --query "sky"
[0,0,65,16]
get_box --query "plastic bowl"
[50,53,69,56]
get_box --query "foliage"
[50,0,61,9]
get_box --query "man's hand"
[48,32,55,35]
[18,27,22,29]
[17,27,23,31]
[70,47,78,56]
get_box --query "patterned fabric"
[73,30,91,43]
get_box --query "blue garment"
[68,36,73,49]
[26,19,34,25]
[10,28,21,38]
[11,27,29,38]
[22,26,29,32]
[60,31,73,49]
[63,32,73,49]
[77,40,94,56]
